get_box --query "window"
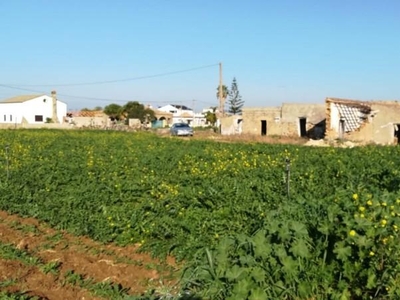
[10,115,12,122]
[35,115,43,122]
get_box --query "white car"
[170,123,194,136]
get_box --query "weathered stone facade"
[326,98,400,144]
[220,115,242,135]
[241,103,325,138]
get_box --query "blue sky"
[0,0,399,111]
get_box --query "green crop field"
[0,129,400,299]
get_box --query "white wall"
[23,96,53,123]
[57,101,67,124]
[330,102,340,132]
[0,95,68,124]
[0,103,23,124]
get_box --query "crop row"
[1,130,400,299]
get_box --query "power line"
[0,84,45,94]
[0,84,217,108]
[3,63,219,87]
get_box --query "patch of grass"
[45,232,63,244]
[8,221,40,236]
[114,256,144,266]
[90,280,131,299]
[87,246,114,256]
[63,269,86,287]
[0,278,17,288]
[63,269,131,299]
[40,260,62,275]
[0,291,42,300]
[0,242,42,266]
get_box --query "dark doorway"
[299,118,307,137]
[261,120,267,136]
[339,119,345,139]
[394,124,400,144]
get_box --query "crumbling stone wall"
[325,98,400,144]
[242,104,325,138]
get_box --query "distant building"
[67,110,109,127]
[0,91,67,124]
[157,104,206,126]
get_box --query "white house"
[157,104,207,126]
[0,91,67,124]
[157,104,195,125]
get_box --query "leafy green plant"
[0,278,17,288]
[0,291,41,300]
[2,130,400,297]
[0,242,42,266]
[40,260,62,275]
[62,269,131,298]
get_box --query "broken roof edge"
[326,97,400,106]
[325,97,373,111]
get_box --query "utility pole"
[219,62,223,116]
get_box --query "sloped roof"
[325,97,371,111]
[1,95,44,103]
[70,110,105,117]
[171,104,192,110]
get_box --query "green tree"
[227,77,244,115]
[216,85,229,113]
[122,101,155,123]
[204,107,217,126]
[104,103,123,121]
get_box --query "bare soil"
[158,129,308,145]
[0,211,178,300]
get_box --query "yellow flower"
[393,225,398,231]
[381,220,387,226]
[397,199,400,204]
[349,230,356,236]
[352,194,358,200]
[360,214,365,218]
[381,202,387,207]
[359,206,366,212]
[367,200,373,206]
[369,251,375,257]
[390,205,395,210]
